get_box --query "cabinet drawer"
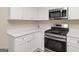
[22,34,33,41]
[15,34,33,46]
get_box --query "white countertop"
[7,28,39,37]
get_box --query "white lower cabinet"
[67,36,79,52]
[8,31,44,52]
[14,35,34,52]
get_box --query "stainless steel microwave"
[49,8,68,20]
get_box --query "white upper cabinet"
[23,7,38,20]
[37,7,49,20]
[68,7,79,20]
[9,7,38,20]
[9,7,23,20]
[9,7,65,20]
[23,7,32,20]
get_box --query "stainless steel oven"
[44,24,69,52]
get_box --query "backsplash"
[7,20,38,30]
[37,20,79,31]
[7,20,79,31]
[69,20,79,29]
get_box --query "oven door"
[45,37,66,52]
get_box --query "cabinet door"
[35,32,44,51]
[14,37,27,52]
[26,32,44,52]
[15,43,26,52]
[30,8,38,20]
[15,36,26,47]
[23,7,37,20]
[38,7,49,20]
[68,7,79,20]
[26,38,36,52]
[26,34,37,52]
[9,7,23,20]
[67,36,79,52]
[20,34,37,52]
[67,36,79,47]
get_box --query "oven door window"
[45,37,66,52]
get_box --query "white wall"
[0,7,8,49]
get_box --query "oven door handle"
[45,33,66,39]
[45,36,66,42]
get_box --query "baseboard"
[0,49,8,52]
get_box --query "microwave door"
[49,11,61,18]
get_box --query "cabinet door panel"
[15,38,25,46]
[38,7,49,20]
[68,7,79,19]
[26,39,36,52]
[15,43,26,52]
[35,32,44,50]
[23,34,37,52]
[30,8,38,20]
[9,7,23,19]
[23,7,32,20]
[23,7,37,20]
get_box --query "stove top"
[45,28,69,36]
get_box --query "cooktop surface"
[45,29,69,36]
